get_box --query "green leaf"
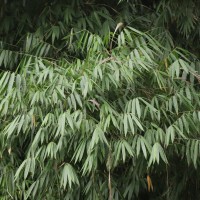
[131,114,144,131]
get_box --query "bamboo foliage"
[0,25,199,199]
[0,0,200,199]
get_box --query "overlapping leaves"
[0,24,199,199]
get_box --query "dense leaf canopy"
[0,0,200,199]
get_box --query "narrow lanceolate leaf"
[131,114,144,131]
[173,96,178,114]
[66,110,74,130]
[135,98,141,119]
[123,114,128,136]
[193,140,199,168]
[127,114,135,135]
[15,160,27,180]
[25,182,36,200]
[7,72,15,92]
[24,158,31,179]
[0,72,10,93]
[58,113,66,135]
[74,91,82,107]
